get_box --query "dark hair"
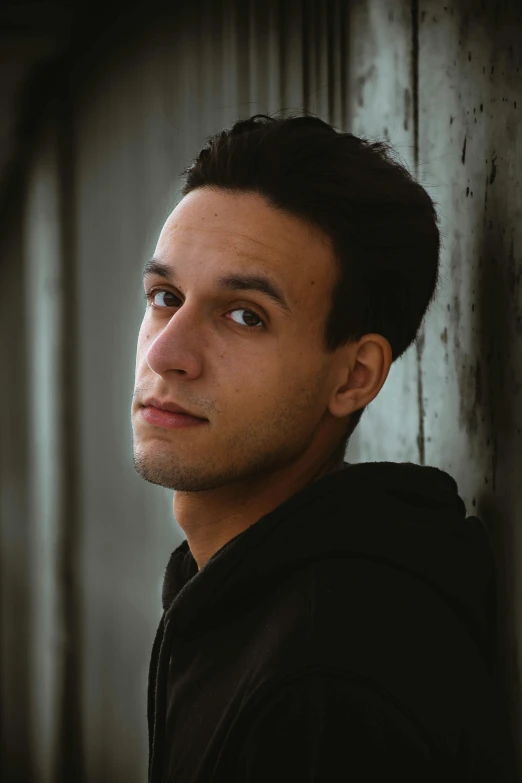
[179,113,441,447]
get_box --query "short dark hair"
[179,113,441,447]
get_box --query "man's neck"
[174,452,348,571]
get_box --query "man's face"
[131,187,343,492]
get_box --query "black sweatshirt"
[147,461,517,782]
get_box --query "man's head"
[132,114,440,492]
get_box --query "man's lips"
[140,405,208,429]
[142,397,207,419]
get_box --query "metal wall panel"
[23,118,64,783]
[71,3,350,780]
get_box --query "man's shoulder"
[262,555,484,742]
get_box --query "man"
[131,114,516,781]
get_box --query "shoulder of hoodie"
[278,554,486,680]
[233,669,446,781]
[258,556,493,752]
[232,665,516,782]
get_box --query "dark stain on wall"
[403,87,411,131]
[440,326,449,365]
[354,64,376,108]
[489,152,497,184]
[421,1,522,773]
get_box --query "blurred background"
[0,0,521,781]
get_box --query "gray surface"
[1,1,521,781]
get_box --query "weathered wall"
[1,1,521,781]
[418,3,522,763]
[347,1,522,765]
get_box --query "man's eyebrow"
[142,258,292,316]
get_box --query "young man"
[131,114,516,781]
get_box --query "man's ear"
[328,334,393,419]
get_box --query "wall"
[348,3,522,770]
[0,1,520,780]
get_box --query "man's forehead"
[163,189,323,251]
[157,218,301,269]
[156,189,336,294]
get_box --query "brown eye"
[228,308,264,329]
[143,289,266,331]
[145,289,180,308]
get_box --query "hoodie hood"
[148,460,499,781]
[160,461,496,667]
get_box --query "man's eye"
[144,288,179,308]
[143,288,266,331]
[228,309,265,329]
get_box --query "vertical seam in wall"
[326,0,335,124]
[278,0,287,110]
[56,79,85,783]
[411,0,425,465]
[301,0,310,112]
[236,0,251,109]
[338,0,348,128]
[411,0,419,170]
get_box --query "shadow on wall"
[474,146,522,759]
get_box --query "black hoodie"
[147,461,517,782]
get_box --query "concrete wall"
[1,1,520,780]
[348,1,522,762]
[419,4,522,761]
